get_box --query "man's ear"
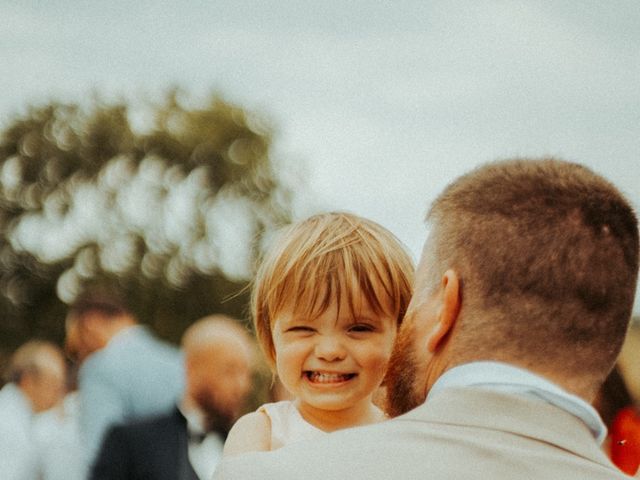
[80,314,98,337]
[426,269,461,353]
[81,313,108,347]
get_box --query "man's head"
[4,340,67,412]
[65,289,136,362]
[386,158,639,416]
[182,315,255,433]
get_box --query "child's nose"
[314,335,347,361]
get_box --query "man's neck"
[99,320,137,348]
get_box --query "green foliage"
[0,90,294,354]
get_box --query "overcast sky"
[1,1,639,311]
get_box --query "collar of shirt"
[178,403,207,441]
[427,361,607,444]
[178,404,224,479]
[106,324,144,349]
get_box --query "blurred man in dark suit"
[91,315,254,480]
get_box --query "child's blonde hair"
[252,212,414,368]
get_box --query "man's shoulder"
[81,327,182,376]
[105,412,181,450]
[107,408,181,441]
[216,392,625,480]
[123,327,183,367]
[0,385,31,432]
[215,418,412,479]
[112,326,179,355]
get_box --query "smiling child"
[222,212,413,454]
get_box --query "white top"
[33,393,84,480]
[259,401,324,450]
[181,405,225,480]
[428,361,607,443]
[0,384,37,480]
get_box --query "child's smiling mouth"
[304,371,356,384]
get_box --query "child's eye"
[286,326,315,333]
[348,323,375,333]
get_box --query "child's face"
[271,292,397,419]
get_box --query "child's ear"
[426,270,461,353]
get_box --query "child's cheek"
[358,339,394,370]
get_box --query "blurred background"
[0,1,638,385]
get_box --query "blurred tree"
[0,90,295,357]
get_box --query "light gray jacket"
[79,326,184,468]
[215,387,628,479]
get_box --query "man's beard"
[384,326,425,418]
[195,392,238,439]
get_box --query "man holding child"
[215,157,639,479]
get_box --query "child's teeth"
[310,372,351,383]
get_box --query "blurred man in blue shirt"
[65,288,184,473]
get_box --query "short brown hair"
[68,287,130,319]
[253,212,414,368]
[426,158,639,380]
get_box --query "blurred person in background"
[594,365,640,475]
[65,288,184,473]
[33,361,84,480]
[0,340,66,480]
[611,405,640,477]
[91,314,255,480]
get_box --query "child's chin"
[302,393,361,410]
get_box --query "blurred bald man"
[0,340,66,480]
[91,315,255,480]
